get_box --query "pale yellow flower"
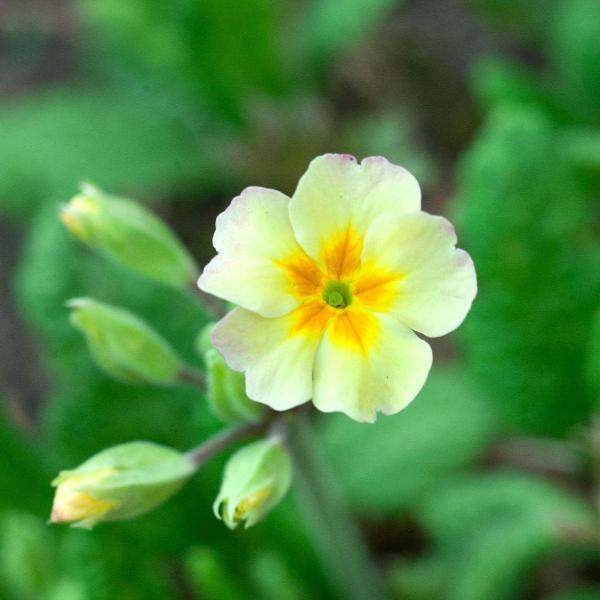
[199,154,476,422]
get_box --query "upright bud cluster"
[52,183,295,532]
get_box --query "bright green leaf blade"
[319,366,498,513]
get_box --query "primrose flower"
[199,154,476,422]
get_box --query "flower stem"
[287,413,389,600]
[178,366,206,388]
[186,421,266,468]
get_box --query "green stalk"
[287,413,388,600]
[186,421,265,467]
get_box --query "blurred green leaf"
[586,305,600,410]
[244,495,335,600]
[0,402,49,515]
[453,105,600,436]
[0,86,219,219]
[418,471,596,600]
[547,0,600,120]
[47,579,88,600]
[561,128,600,176]
[305,0,400,68]
[547,589,600,600]
[470,58,561,118]
[249,551,307,600]
[79,0,291,124]
[445,517,550,600]
[469,0,558,38]
[184,545,247,600]
[58,528,173,600]
[388,556,447,600]
[319,367,498,514]
[181,496,332,600]
[421,468,593,542]
[0,511,56,600]
[339,112,437,189]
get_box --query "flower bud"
[61,183,198,288]
[68,297,182,385]
[214,437,292,529]
[196,324,264,424]
[50,441,195,529]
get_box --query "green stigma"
[323,280,352,309]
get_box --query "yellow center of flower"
[322,280,352,309]
[278,225,403,355]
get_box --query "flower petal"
[289,154,421,264]
[198,187,306,317]
[312,312,432,422]
[212,307,322,411]
[360,211,477,337]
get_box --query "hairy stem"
[287,413,388,600]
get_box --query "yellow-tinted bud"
[61,194,98,243]
[50,469,116,525]
[62,183,198,288]
[50,442,195,529]
[214,437,292,529]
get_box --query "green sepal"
[196,324,264,424]
[62,183,198,288]
[213,437,292,529]
[69,297,183,385]
[52,441,195,529]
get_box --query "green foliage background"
[0,0,598,599]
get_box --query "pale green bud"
[68,297,182,385]
[214,437,292,529]
[61,183,198,288]
[50,441,195,529]
[196,324,264,424]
